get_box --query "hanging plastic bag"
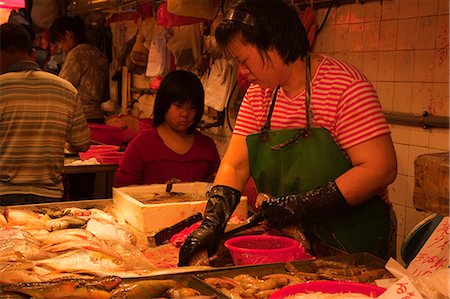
[157,1,208,27]
[146,26,172,77]
[203,58,237,112]
[167,0,218,20]
[130,18,149,67]
[166,24,202,70]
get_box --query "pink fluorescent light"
[0,0,25,9]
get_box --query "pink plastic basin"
[269,281,386,298]
[224,235,308,266]
[79,145,120,161]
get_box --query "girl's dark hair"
[153,70,205,134]
[215,0,309,65]
[49,16,86,44]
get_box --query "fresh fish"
[0,213,6,227]
[86,218,136,245]
[34,228,97,246]
[0,269,42,284]
[0,228,49,260]
[63,207,91,217]
[1,279,113,299]
[78,275,122,291]
[30,266,94,281]
[45,216,88,231]
[165,286,201,298]
[5,209,47,230]
[34,247,155,277]
[0,251,26,263]
[0,227,40,245]
[25,229,51,238]
[0,260,34,272]
[32,207,66,219]
[104,240,156,270]
[110,279,179,298]
[39,272,94,282]
[34,249,130,276]
[43,239,121,260]
[88,208,116,221]
[0,238,49,260]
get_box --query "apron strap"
[271,53,313,151]
[260,85,281,142]
[305,51,312,133]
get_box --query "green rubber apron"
[246,53,393,259]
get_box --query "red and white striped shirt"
[233,55,390,150]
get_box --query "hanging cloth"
[246,53,394,259]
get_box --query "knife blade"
[223,212,264,239]
[148,212,203,247]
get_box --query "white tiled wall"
[313,0,449,263]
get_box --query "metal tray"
[121,273,224,298]
[0,254,388,298]
[193,252,390,299]
[0,272,223,298]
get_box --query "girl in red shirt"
[114,70,220,187]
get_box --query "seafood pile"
[0,206,182,284]
[201,260,391,299]
[0,275,209,299]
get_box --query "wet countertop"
[64,157,118,174]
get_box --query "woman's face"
[164,101,197,134]
[227,33,289,89]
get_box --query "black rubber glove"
[178,185,240,266]
[261,181,350,229]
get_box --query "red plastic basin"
[79,145,120,161]
[88,123,127,146]
[224,235,309,266]
[269,281,386,298]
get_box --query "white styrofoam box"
[113,182,248,232]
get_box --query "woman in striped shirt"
[179,0,397,266]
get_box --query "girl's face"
[227,33,290,89]
[164,101,197,134]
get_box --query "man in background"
[0,23,91,206]
[49,16,109,123]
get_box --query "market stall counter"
[63,157,118,200]
[0,184,393,298]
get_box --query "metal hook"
[422,111,430,129]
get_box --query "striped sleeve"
[335,80,390,149]
[67,93,91,146]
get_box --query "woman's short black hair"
[49,16,86,44]
[215,0,309,65]
[152,70,205,134]
[0,23,33,55]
